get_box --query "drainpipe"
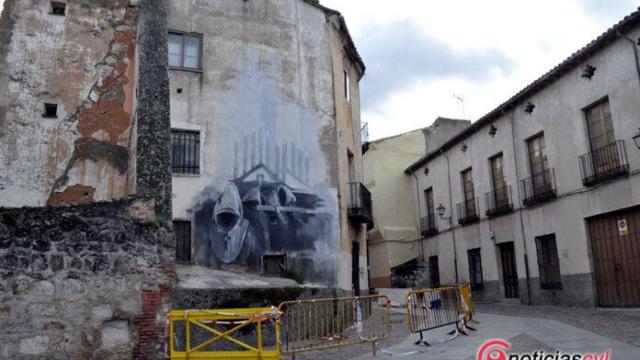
[444,152,459,283]
[616,31,640,91]
[504,109,532,305]
[412,172,425,261]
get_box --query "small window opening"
[263,254,287,276]
[51,2,66,16]
[43,103,58,118]
[343,70,351,102]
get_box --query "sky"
[2,1,637,140]
[321,0,640,140]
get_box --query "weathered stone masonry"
[0,198,174,359]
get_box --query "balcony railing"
[578,140,629,186]
[457,198,480,225]
[521,168,556,207]
[347,182,373,226]
[420,214,438,237]
[484,185,513,217]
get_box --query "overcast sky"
[2,1,638,140]
[322,0,640,140]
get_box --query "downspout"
[504,109,532,305]
[444,152,459,283]
[412,172,425,260]
[616,31,640,90]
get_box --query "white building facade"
[406,10,640,307]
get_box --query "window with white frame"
[168,32,202,70]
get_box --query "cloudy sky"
[2,1,637,140]
[322,0,640,140]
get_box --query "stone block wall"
[0,198,174,359]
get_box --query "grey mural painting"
[191,127,335,283]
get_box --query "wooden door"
[499,242,519,298]
[468,249,483,290]
[429,256,440,288]
[589,207,640,306]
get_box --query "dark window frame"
[467,248,484,290]
[168,30,204,72]
[173,220,192,263]
[43,103,58,118]
[51,1,66,16]
[461,167,476,216]
[535,234,562,290]
[171,129,201,175]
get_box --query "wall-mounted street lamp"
[436,203,450,224]
[633,128,640,149]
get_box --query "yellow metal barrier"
[278,295,392,355]
[168,307,281,359]
[457,283,475,321]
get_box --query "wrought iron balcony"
[579,140,629,187]
[521,169,556,207]
[484,185,513,217]
[347,182,373,226]
[420,214,438,237]
[456,198,479,225]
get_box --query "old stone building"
[406,9,640,307]
[166,0,370,293]
[364,118,469,288]
[0,0,367,358]
[0,0,174,358]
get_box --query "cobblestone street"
[285,304,640,360]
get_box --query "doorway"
[352,241,360,296]
[499,242,519,298]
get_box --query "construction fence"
[167,284,475,359]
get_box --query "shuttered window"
[535,234,562,289]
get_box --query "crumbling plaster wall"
[0,0,139,208]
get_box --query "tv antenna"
[453,94,466,118]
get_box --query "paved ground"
[283,304,640,360]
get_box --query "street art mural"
[190,124,338,283]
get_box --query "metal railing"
[484,186,513,217]
[578,140,629,186]
[520,168,556,206]
[278,295,391,355]
[347,182,373,225]
[456,198,479,225]
[420,214,438,237]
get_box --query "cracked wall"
[0,0,138,208]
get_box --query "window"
[51,1,66,16]
[527,134,548,176]
[171,130,200,175]
[174,220,191,263]
[585,99,621,172]
[168,32,202,70]
[535,234,562,289]
[425,188,435,219]
[461,168,476,216]
[490,154,508,207]
[467,248,483,290]
[585,99,615,152]
[43,103,58,118]
[263,254,287,276]
[429,256,440,288]
[343,70,351,102]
